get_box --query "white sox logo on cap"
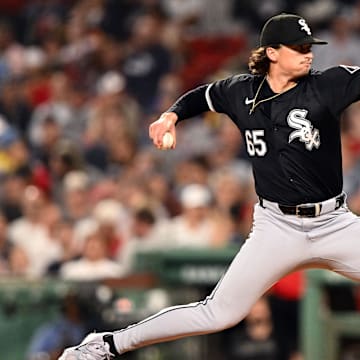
[298,19,311,35]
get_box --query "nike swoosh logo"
[245,97,254,105]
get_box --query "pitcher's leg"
[113,208,309,354]
[310,210,360,280]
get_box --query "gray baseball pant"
[114,197,360,354]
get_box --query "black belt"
[259,193,345,218]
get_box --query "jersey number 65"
[244,129,267,157]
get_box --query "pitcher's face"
[269,44,314,78]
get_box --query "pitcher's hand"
[149,112,178,150]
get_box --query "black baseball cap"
[260,13,328,47]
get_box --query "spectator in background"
[0,171,29,221]
[167,183,232,248]
[84,70,141,144]
[130,207,157,244]
[0,20,24,82]
[57,2,100,67]
[47,139,102,204]
[20,0,67,45]
[153,73,184,115]
[128,149,161,180]
[0,79,31,136]
[172,156,211,191]
[100,0,148,42]
[214,117,249,161]
[22,46,51,108]
[161,0,204,29]
[122,12,173,113]
[32,115,62,168]
[162,0,240,36]
[90,35,123,76]
[8,185,62,277]
[92,198,127,261]
[59,229,127,281]
[62,177,124,256]
[101,130,138,177]
[117,172,152,211]
[232,0,293,31]
[312,12,360,70]
[204,117,249,170]
[28,71,87,147]
[126,204,180,267]
[47,219,80,277]
[61,170,92,222]
[27,293,87,360]
[129,207,165,250]
[115,169,172,227]
[222,296,279,360]
[84,78,141,175]
[146,171,182,217]
[209,166,255,245]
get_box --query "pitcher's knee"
[206,301,249,332]
[211,313,239,331]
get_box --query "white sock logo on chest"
[287,109,320,150]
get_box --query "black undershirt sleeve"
[166,84,210,122]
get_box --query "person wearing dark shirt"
[224,297,279,360]
[60,13,360,360]
[122,13,172,113]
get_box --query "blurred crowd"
[0,0,358,281]
[0,1,357,360]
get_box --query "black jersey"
[206,66,360,205]
[170,65,360,205]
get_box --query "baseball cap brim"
[283,35,328,46]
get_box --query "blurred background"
[0,0,360,359]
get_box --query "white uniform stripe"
[205,83,216,112]
[114,272,226,336]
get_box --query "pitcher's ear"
[265,46,279,61]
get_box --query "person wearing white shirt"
[60,230,126,281]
